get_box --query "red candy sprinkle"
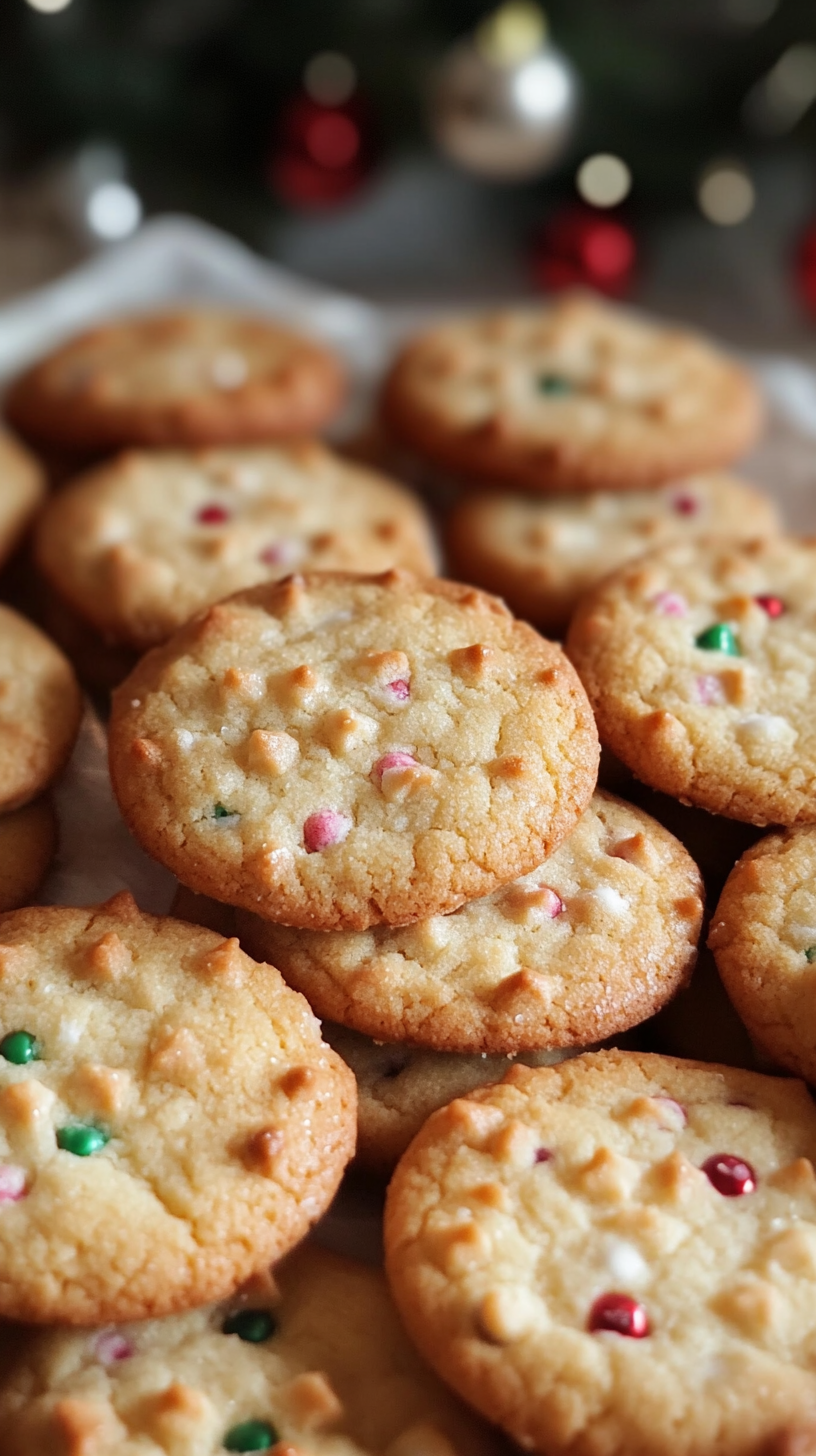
[534,1147,553,1164]
[671,494,698,516]
[588,1292,650,1338]
[303,810,351,853]
[196,504,230,525]
[755,595,784,618]
[701,1153,756,1196]
[371,751,417,787]
[94,1331,134,1365]
[386,679,411,702]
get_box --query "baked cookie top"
[710,826,816,1085]
[237,790,703,1051]
[0,604,82,813]
[323,1023,576,1174]
[446,474,781,635]
[0,1244,505,1456]
[109,572,599,931]
[385,1048,816,1456]
[0,895,355,1325]
[0,428,46,568]
[6,311,346,451]
[35,442,437,652]
[567,536,816,827]
[382,295,763,494]
[0,798,57,914]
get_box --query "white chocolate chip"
[736,714,797,765]
[176,729,195,751]
[604,1237,650,1287]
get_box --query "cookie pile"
[0,295,815,1455]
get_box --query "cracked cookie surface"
[567,536,816,826]
[0,895,356,1325]
[36,442,437,652]
[382,295,762,494]
[110,572,599,931]
[446,474,780,636]
[710,826,816,1084]
[0,1245,505,1456]
[0,605,82,813]
[6,310,346,452]
[385,1048,816,1456]
[237,791,703,1052]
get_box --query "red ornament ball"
[269,92,376,210]
[701,1153,756,1197]
[795,221,816,316]
[531,207,636,296]
[588,1292,650,1338]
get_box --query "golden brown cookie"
[382,295,763,494]
[0,798,57,913]
[6,311,346,452]
[35,442,437,653]
[567,536,816,827]
[385,1048,816,1456]
[446,474,781,636]
[237,791,703,1053]
[709,826,816,1085]
[109,571,599,931]
[0,429,46,568]
[0,894,355,1325]
[0,1244,505,1456]
[0,605,82,812]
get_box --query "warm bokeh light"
[304,52,357,107]
[24,0,73,11]
[476,2,546,67]
[697,162,755,226]
[576,153,631,208]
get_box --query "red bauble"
[269,92,375,210]
[795,221,816,316]
[531,207,637,296]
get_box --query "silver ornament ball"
[429,4,579,182]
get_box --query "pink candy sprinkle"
[303,810,352,853]
[259,541,294,566]
[386,679,411,702]
[652,590,688,618]
[537,887,564,918]
[196,504,230,526]
[94,1332,134,1365]
[653,1096,687,1128]
[672,494,698,516]
[371,752,418,788]
[695,674,725,706]
[534,1147,553,1164]
[0,1165,26,1203]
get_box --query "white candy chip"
[604,1237,650,1287]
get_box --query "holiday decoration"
[269,54,376,210]
[428,2,578,182]
[530,206,636,295]
[795,219,816,317]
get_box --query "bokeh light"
[576,153,631,208]
[697,162,755,226]
[85,181,142,240]
[304,52,357,107]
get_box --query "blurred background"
[1,0,816,347]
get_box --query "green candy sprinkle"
[223,1420,277,1452]
[695,623,741,656]
[222,1309,277,1343]
[536,373,572,396]
[0,1031,39,1065]
[806,947,816,964]
[57,1125,109,1157]
[213,803,236,820]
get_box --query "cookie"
[385,1048,816,1456]
[35,442,437,654]
[446,474,780,636]
[322,1023,577,1174]
[709,826,816,1085]
[0,1244,505,1456]
[237,790,703,1053]
[0,604,82,813]
[567,536,816,827]
[381,295,763,495]
[0,798,57,913]
[0,894,356,1324]
[0,428,46,568]
[109,571,599,931]
[6,310,346,452]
